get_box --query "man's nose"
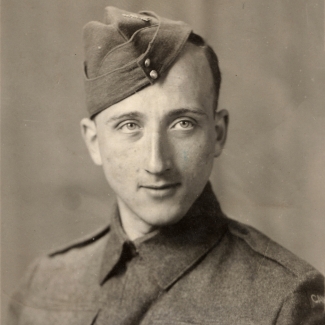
[144,131,172,175]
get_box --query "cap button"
[150,70,158,79]
[144,58,151,67]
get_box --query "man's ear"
[80,118,102,166]
[214,109,229,158]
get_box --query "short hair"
[188,33,222,110]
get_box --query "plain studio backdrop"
[2,0,325,320]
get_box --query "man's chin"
[138,206,188,228]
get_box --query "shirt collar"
[99,182,228,289]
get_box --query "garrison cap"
[83,7,192,118]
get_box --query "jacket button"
[144,58,151,67]
[150,70,158,79]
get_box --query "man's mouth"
[140,183,181,198]
[142,183,180,190]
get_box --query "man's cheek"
[102,156,125,179]
[180,145,212,168]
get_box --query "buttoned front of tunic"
[95,216,162,325]
[7,183,325,325]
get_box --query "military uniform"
[8,183,325,324]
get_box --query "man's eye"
[119,122,141,132]
[173,120,194,129]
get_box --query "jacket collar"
[99,182,228,290]
[99,205,131,285]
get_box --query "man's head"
[81,7,228,239]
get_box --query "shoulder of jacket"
[11,224,112,310]
[48,222,111,258]
[23,223,111,291]
[226,217,318,278]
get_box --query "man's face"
[81,44,227,233]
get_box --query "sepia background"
[2,0,325,320]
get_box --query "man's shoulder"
[224,217,318,278]
[222,217,324,323]
[21,224,111,303]
[38,223,111,276]
[49,223,111,260]
[7,224,112,323]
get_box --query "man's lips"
[139,183,181,198]
[140,183,181,190]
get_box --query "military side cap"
[83,7,192,118]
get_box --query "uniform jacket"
[7,183,325,325]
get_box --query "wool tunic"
[8,183,325,324]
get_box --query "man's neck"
[116,198,158,241]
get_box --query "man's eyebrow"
[105,108,207,124]
[167,107,208,118]
[105,111,145,124]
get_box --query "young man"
[8,7,324,325]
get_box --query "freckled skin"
[81,43,227,239]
